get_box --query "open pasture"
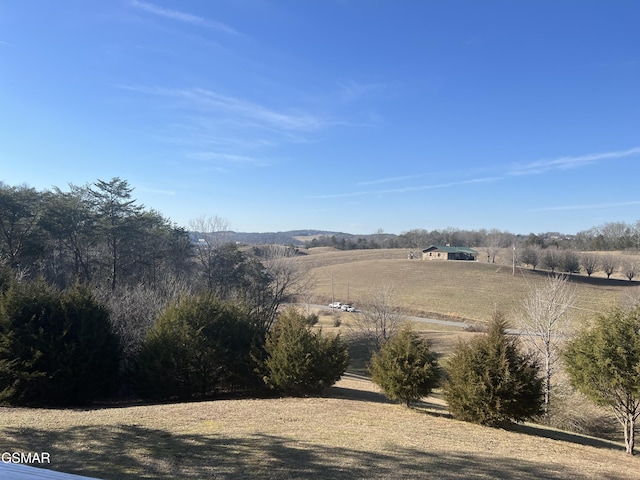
[2,247,639,479]
[296,248,636,325]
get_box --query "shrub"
[370,325,440,406]
[564,306,640,455]
[133,295,262,400]
[444,311,544,427]
[304,313,319,326]
[0,281,121,406]
[262,307,349,395]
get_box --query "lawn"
[1,376,638,479]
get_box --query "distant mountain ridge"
[189,229,581,249]
[223,230,356,246]
[188,230,394,246]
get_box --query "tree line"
[518,246,640,280]
[306,223,640,254]
[0,178,192,291]
[1,178,638,454]
[1,178,348,406]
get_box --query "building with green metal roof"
[421,245,478,261]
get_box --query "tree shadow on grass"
[324,385,392,404]
[398,398,626,452]
[4,423,633,480]
[345,335,373,377]
[507,423,624,452]
[409,400,453,419]
[524,268,639,289]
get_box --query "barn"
[421,245,478,261]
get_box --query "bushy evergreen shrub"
[564,306,640,455]
[444,312,543,427]
[0,281,121,406]
[133,295,262,400]
[262,307,349,395]
[370,325,440,406]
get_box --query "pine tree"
[133,295,261,400]
[370,325,440,406]
[0,281,121,406]
[444,311,544,427]
[262,307,349,395]
[564,306,640,455]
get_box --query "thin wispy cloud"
[0,41,9,46]
[357,174,424,186]
[311,190,371,200]
[129,0,237,34]
[315,146,640,201]
[115,83,347,172]
[378,176,502,194]
[528,200,640,212]
[190,88,326,132]
[187,151,270,167]
[508,147,640,176]
[119,84,329,134]
[312,176,501,199]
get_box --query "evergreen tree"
[39,186,96,286]
[0,281,121,406]
[88,177,143,291]
[262,307,349,395]
[133,295,262,400]
[370,325,440,406]
[0,184,45,271]
[444,312,544,427]
[564,306,640,455]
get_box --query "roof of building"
[422,245,478,254]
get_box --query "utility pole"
[512,243,516,276]
[331,274,335,303]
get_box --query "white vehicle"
[341,304,356,312]
[329,302,342,309]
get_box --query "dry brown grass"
[1,376,638,479]
[297,248,633,324]
[2,247,638,479]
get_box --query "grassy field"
[2,246,639,479]
[296,247,637,325]
[1,376,639,479]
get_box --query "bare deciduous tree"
[541,249,560,273]
[96,274,190,374]
[580,253,599,277]
[188,215,230,291]
[350,283,405,351]
[600,255,617,279]
[621,258,638,282]
[621,285,640,312]
[259,244,315,331]
[485,229,504,263]
[520,246,540,270]
[518,274,576,419]
[559,250,581,275]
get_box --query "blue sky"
[1,1,639,235]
